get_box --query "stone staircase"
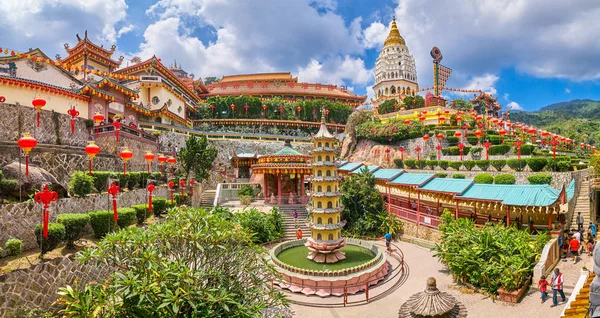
[569,180,591,232]
[199,190,216,207]
[279,206,311,240]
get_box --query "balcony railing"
[94,124,158,143]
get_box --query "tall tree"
[178,135,217,182]
[378,99,399,114]
[203,76,220,85]
[340,168,386,235]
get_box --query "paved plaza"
[290,240,592,318]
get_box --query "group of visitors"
[538,268,566,307]
[558,213,596,264]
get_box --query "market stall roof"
[455,184,563,207]
[419,178,474,194]
[372,169,404,181]
[389,173,435,186]
[351,165,380,174]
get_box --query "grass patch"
[276,244,376,271]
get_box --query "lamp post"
[482,140,492,160]
[474,130,483,145]
[168,180,175,205]
[279,105,284,120]
[230,104,236,118]
[549,139,559,160]
[189,178,196,196]
[514,140,524,160]
[528,128,537,144]
[147,181,155,213]
[18,133,37,176]
[244,104,249,115]
[179,178,186,201]
[385,148,391,162]
[457,142,465,161]
[462,123,469,138]
[119,148,133,175]
[436,133,444,160]
[144,151,155,173]
[32,97,46,128]
[84,141,100,175]
[415,145,422,163]
[419,115,426,128]
[262,104,267,118]
[67,106,79,134]
[297,106,302,119]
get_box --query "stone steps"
[569,181,591,231]
[199,190,216,207]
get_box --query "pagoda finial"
[393,15,396,22]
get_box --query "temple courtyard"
[291,240,590,318]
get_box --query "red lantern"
[147,181,155,213]
[514,140,524,160]
[415,145,422,162]
[157,154,167,174]
[119,148,133,175]
[85,141,100,175]
[179,178,186,200]
[457,142,465,161]
[34,184,58,239]
[404,119,411,125]
[168,180,175,204]
[423,135,430,142]
[144,151,155,173]
[67,106,79,134]
[482,140,492,160]
[437,133,444,141]
[399,146,405,161]
[18,133,37,176]
[32,97,46,127]
[454,131,462,138]
[167,156,177,174]
[107,181,120,221]
[498,129,506,145]
[93,112,104,125]
[189,178,196,196]
[476,115,483,122]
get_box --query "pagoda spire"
[384,18,406,47]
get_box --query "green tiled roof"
[566,179,575,202]
[228,152,258,160]
[419,178,474,194]
[338,162,363,172]
[351,165,380,174]
[389,173,434,186]
[275,146,303,156]
[456,184,561,206]
[372,169,404,180]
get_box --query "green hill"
[510,99,600,146]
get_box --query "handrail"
[213,183,222,206]
[95,124,158,143]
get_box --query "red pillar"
[548,212,553,230]
[300,174,305,203]
[417,191,421,226]
[474,205,477,223]
[455,200,459,219]
[506,205,511,227]
[277,174,282,205]
[437,198,440,215]
[387,186,391,213]
[263,174,268,201]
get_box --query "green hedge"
[56,214,90,247]
[474,173,494,184]
[131,204,150,224]
[494,174,516,184]
[404,159,417,169]
[448,162,462,170]
[393,158,404,168]
[525,158,548,172]
[439,160,449,170]
[435,172,448,178]
[527,173,552,185]
[442,146,471,156]
[488,135,502,145]
[470,147,483,155]
[117,208,137,229]
[463,160,476,171]
[516,144,536,155]
[507,159,527,172]
[152,198,170,217]
[88,211,118,238]
[475,160,490,171]
[466,136,478,145]
[452,174,466,179]
[426,160,438,169]
[490,159,506,171]
[69,171,95,197]
[446,136,459,146]
[5,238,22,256]
[0,179,19,194]
[489,145,511,155]
[35,223,66,254]
[547,157,572,172]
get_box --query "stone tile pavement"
[290,240,593,318]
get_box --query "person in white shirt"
[550,268,566,307]
[574,230,581,243]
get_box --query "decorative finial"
[392,15,396,22]
[320,107,326,124]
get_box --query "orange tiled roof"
[62,34,121,67]
[562,273,593,317]
[220,72,296,83]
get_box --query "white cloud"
[507,101,523,111]
[565,88,572,93]
[503,93,510,101]
[117,24,135,38]
[297,55,371,87]
[361,21,388,49]
[394,0,600,86]
[463,74,499,96]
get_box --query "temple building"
[229,151,260,179]
[199,72,366,108]
[250,140,311,205]
[372,18,419,106]
[305,112,346,263]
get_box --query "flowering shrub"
[356,119,422,143]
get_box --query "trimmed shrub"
[35,223,66,254]
[439,160,449,170]
[463,160,476,171]
[435,172,448,178]
[526,158,548,172]
[417,160,427,169]
[69,171,95,197]
[5,238,22,256]
[428,152,437,160]
[488,135,502,145]
[452,174,466,179]
[507,159,527,172]
[516,144,536,156]
[446,136,459,146]
[393,158,404,168]
[474,173,494,184]
[426,160,438,169]
[495,174,516,184]
[466,136,478,145]
[446,146,471,156]
[475,160,490,171]
[88,211,118,238]
[448,161,462,170]
[404,159,417,169]
[528,173,553,185]
[0,178,19,193]
[239,184,254,196]
[91,171,112,193]
[152,198,169,216]
[132,204,150,224]
[470,147,483,155]
[127,172,141,190]
[547,158,572,172]
[117,173,129,192]
[485,130,499,135]
[489,145,511,155]
[56,213,90,247]
[490,159,507,171]
[116,208,137,229]
[173,193,191,206]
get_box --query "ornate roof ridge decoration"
[0,75,89,101]
[125,102,151,116]
[114,56,203,102]
[62,32,122,67]
[94,77,139,98]
[384,17,406,47]
[146,104,191,127]
[0,48,83,84]
[79,85,116,102]
[399,277,467,318]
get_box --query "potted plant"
[497,258,531,303]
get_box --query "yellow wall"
[14,59,79,89]
[135,85,186,121]
[312,229,341,241]
[0,83,89,118]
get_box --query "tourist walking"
[538,275,549,303]
[591,222,597,238]
[384,232,392,254]
[296,227,303,239]
[588,238,595,257]
[410,201,417,211]
[570,235,581,263]
[574,229,581,244]
[550,268,566,307]
[293,210,298,227]
[577,212,584,232]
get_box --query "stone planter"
[497,280,530,303]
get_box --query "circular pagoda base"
[305,237,347,263]
[269,238,388,297]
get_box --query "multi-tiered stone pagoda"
[305,111,346,263]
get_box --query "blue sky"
[0,0,599,111]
